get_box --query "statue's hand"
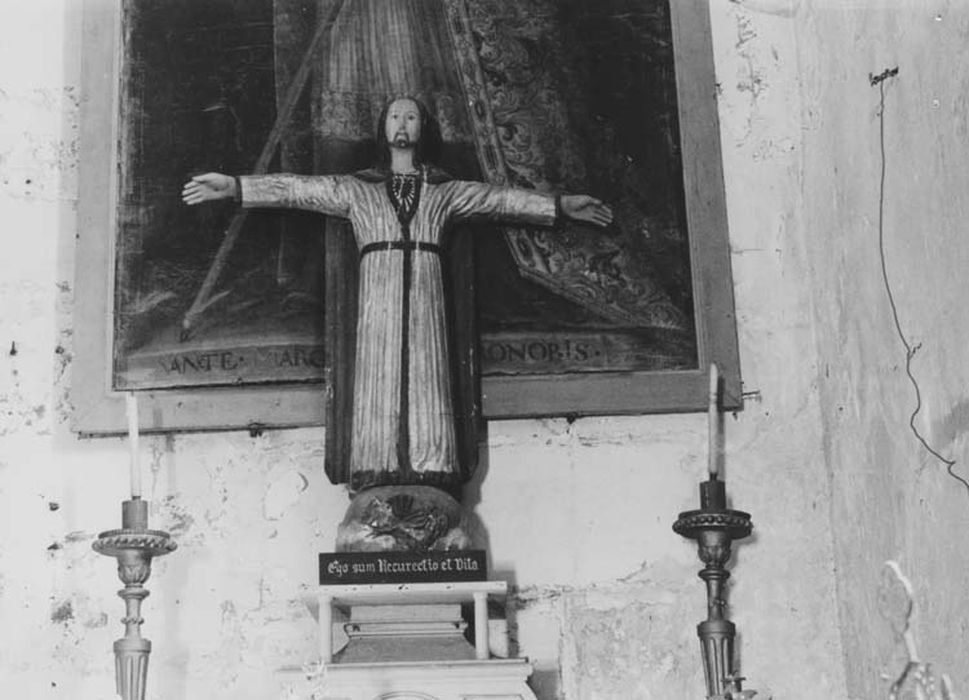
[560,194,613,228]
[181,173,236,205]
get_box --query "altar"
[276,582,537,700]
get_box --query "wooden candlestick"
[93,499,175,700]
[674,489,751,698]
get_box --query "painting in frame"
[73,0,740,435]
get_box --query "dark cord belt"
[359,240,443,258]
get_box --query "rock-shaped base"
[336,486,472,552]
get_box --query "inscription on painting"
[481,332,690,374]
[121,344,325,387]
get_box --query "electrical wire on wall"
[870,67,969,497]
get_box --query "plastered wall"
[2,1,967,699]
[796,1,969,697]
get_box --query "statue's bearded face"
[384,98,422,150]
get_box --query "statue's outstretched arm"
[446,181,612,229]
[182,173,353,218]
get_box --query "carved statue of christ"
[183,97,611,539]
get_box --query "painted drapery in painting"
[445,0,690,332]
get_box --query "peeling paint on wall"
[50,600,74,625]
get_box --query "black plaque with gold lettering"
[319,550,488,585]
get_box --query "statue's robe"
[239,170,556,492]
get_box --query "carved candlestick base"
[92,498,176,700]
[673,478,753,699]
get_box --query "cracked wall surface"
[797,2,969,697]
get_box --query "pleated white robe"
[240,172,557,486]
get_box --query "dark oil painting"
[112,0,698,399]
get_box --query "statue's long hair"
[373,97,443,168]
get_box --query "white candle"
[708,363,720,478]
[125,392,142,498]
